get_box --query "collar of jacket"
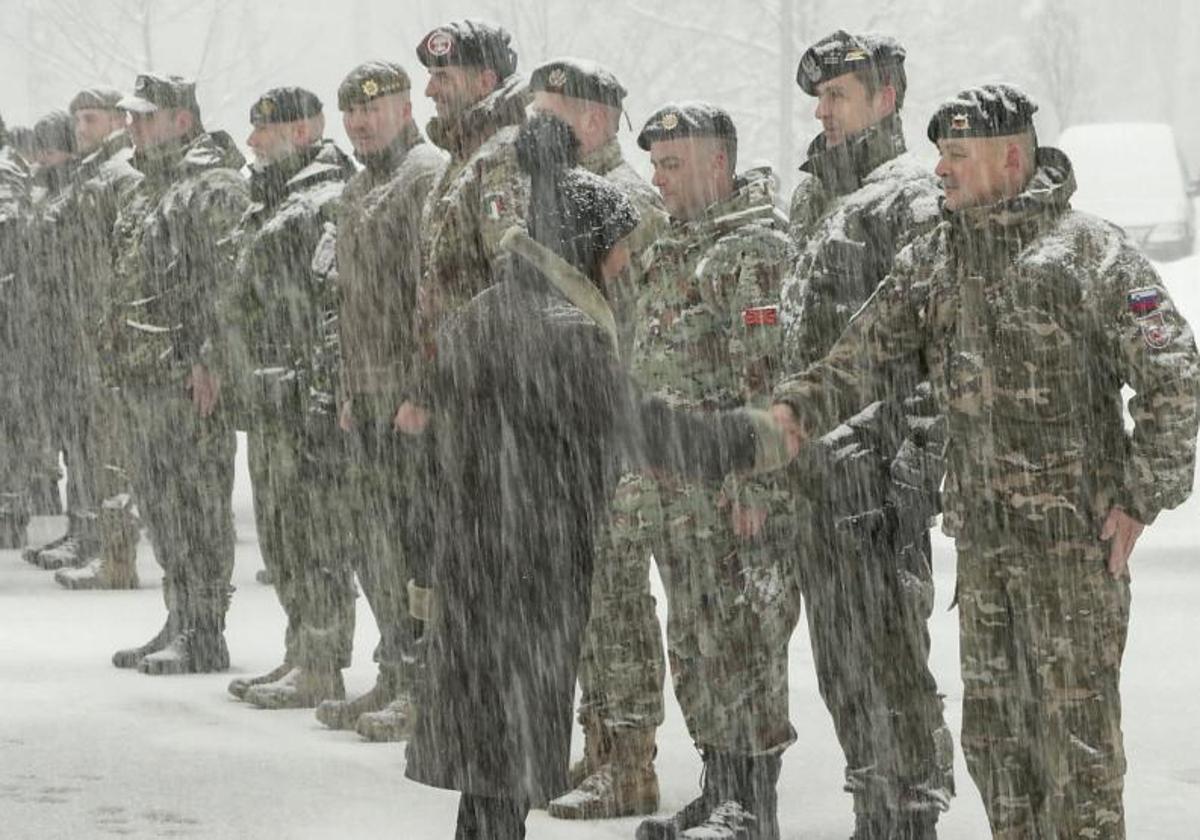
[500,225,619,356]
[801,113,907,196]
[426,74,528,161]
[671,165,781,238]
[946,146,1076,238]
[250,142,321,206]
[33,160,75,196]
[79,129,132,174]
[580,138,624,178]
[356,119,424,174]
[133,129,246,180]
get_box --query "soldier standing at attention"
[221,87,359,711]
[628,103,800,840]
[313,61,446,742]
[767,84,1199,840]
[102,74,248,675]
[782,31,954,838]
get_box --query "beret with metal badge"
[116,73,199,114]
[250,86,323,125]
[637,101,737,150]
[337,60,411,110]
[529,58,626,109]
[416,20,518,80]
[927,83,1038,143]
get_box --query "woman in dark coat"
[403,115,777,839]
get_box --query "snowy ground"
[2,253,1199,839]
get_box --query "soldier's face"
[649,138,730,221]
[424,66,492,120]
[74,108,125,154]
[813,73,893,147]
[248,122,299,164]
[935,137,1013,211]
[342,94,410,156]
[126,108,193,150]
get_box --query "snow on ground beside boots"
[2,251,1199,838]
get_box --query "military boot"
[139,586,231,675]
[112,615,177,668]
[228,662,293,700]
[549,726,659,819]
[245,667,346,710]
[57,505,139,590]
[636,752,727,840]
[564,713,608,789]
[638,753,780,840]
[23,532,69,566]
[315,664,400,730]
[255,568,274,585]
[355,694,415,741]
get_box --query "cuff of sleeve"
[407,579,437,623]
[739,408,791,475]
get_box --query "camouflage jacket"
[415,75,529,396]
[101,130,249,389]
[775,147,1200,537]
[632,168,792,505]
[335,122,446,408]
[785,115,945,518]
[44,132,142,384]
[0,142,30,392]
[226,139,356,427]
[580,138,669,362]
[23,161,77,394]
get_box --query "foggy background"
[2,0,1197,197]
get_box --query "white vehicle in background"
[1057,122,1199,261]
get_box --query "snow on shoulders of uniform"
[1021,232,1075,267]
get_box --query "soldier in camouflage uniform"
[22,111,76,525]
[770,84,1200,840]
[52,87,144,590]
[312,61,446,741]
[0,112,33,548]
[628,104,800,840]
[526,59,671,821]
[220,87,358,710]
[785,32,953,838]
[101,74,249,675]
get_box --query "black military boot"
[315,663,401,730]
[636,751,730,840]
[139,585,231,675]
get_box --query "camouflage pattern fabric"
[227,139,358,673]
[574,138,670,736]
[629,168,801,755]
[334,121,445,678]
[784,114,954,816]
[774,147,1200,837]
[0,140,32,538]
[102,129,248,631]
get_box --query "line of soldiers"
[2,17,1196,840]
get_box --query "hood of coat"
[801,112,908,197]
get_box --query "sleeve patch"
[742,305,779,327]
[1127,287,1161,316]
[1138,311,1173,349]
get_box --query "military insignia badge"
[844,47,869,62]
[258,99,275,117]
[547,68,568,89]
[426,30,454,57]
[1127,287,1161,316]
[950,113,970,131]
[485,193,507,221]
[742,305,780,327]
[361,79,380,98]
[1138,311,1172,349]
[801,53,820,82]
[660,112,679,131]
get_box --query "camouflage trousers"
[247,422,355,672]
[619,474,802,755]
[576,472,667,734]
[120,390,236,627]
[342,396,426,687]
[957,532,1130,840]
[0,384,33,539]
[799,502,954,816]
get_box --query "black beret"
[416,20,517,80]
[33,109,76,154]
[69,86,124,114]
[337,61,411,110]
[927,83,1039,143]
[250,86,323,125]
[117,73,199,114]
[637,101,737,151]
[796,30,906,96]
[529,58,626,109]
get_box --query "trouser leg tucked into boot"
[56,500,138,590]
[139,583,231,675]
